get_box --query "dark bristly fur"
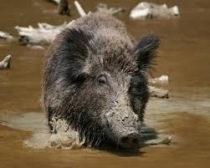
[134,35,160,73]
[43,12,160,150]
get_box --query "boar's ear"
[58,28,93,83]
[134,35,160,73]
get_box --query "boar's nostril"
[119,132,140,149]
[132,137,139,144]
[121,136,129,143]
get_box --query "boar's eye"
[97,74,107,85]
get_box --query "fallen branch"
[15,22,67,45]
[96,3,126,15]
[0,31,14,41]
[74,1,87,17]
[149,75,169,85]
[149,86,169,98]
[0,55,11,70]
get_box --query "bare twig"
[74,1,86,17]
[0,55,11,70]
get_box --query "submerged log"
[0,55,11,70]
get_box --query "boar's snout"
[105,106,141,149]
[119,132,140,149]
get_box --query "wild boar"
[43,12,160,150]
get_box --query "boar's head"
[45,28,160,150]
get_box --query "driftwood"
[15,1,86,46]
[0,55,11,70]
[0,31,14,41]
[149,75,169,85]
[130,2,179,20]
[149,75,169,98]
[96,3,126,15]
[149,86,169,98]
[15,22,67,45]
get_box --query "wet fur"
[43,12,160,148]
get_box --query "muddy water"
[0,0,210,168]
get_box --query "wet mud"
[0,0,210,168]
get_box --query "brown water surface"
[0,0,210,168]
